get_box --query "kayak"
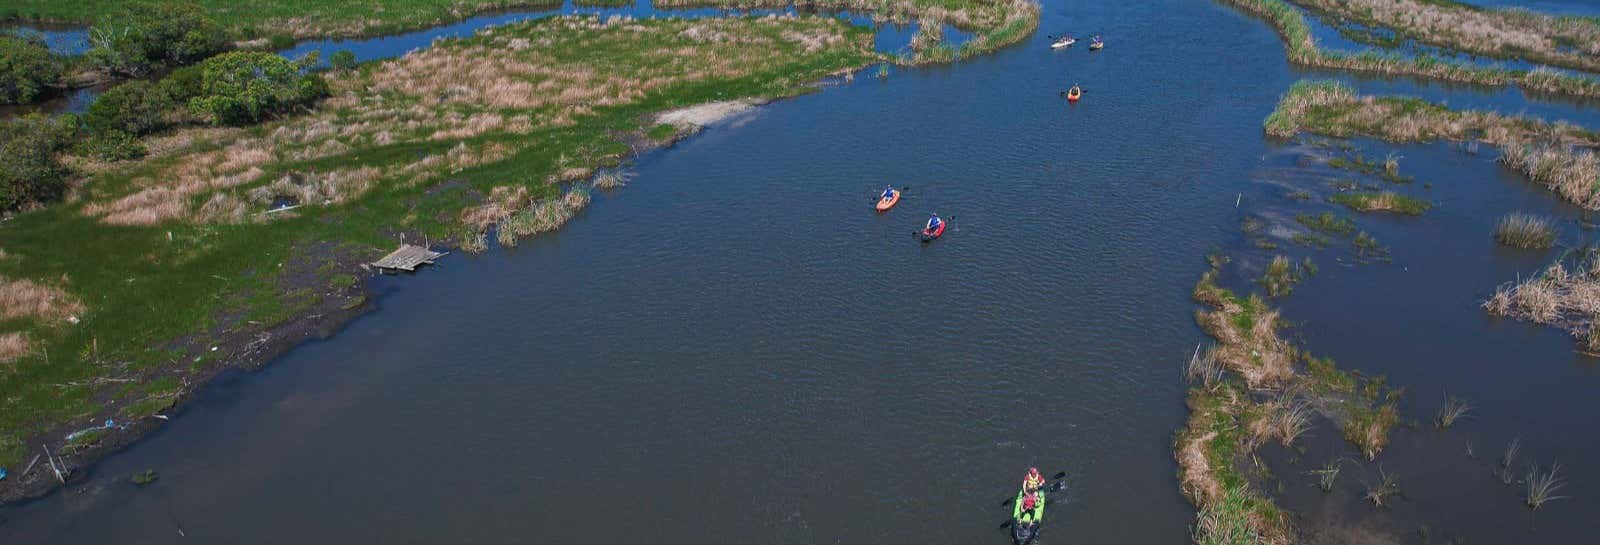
[1066,88,1081,102]
[876,190,900,211]
[1089,40,1104,50]
[1011,521,1042,545]
[920,221,946,242]
[1050,36,1075,49]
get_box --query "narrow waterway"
[3,1,1600,543]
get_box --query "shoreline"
[0,81,861,503]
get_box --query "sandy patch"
[655,99,765,128]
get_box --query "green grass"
[0,15,879,470]
[1329,191,1431,215]
[1295,211,1355,236]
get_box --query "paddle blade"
[1052,472,1066,480]
[998,519,1014,530]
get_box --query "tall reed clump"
[1498,141,1600,210]
[498,187,592,247]
[1193,486,1271,545]
[1434,394,1471,429]
[1494,212,1557,249]
[1258,255,1304,298]
[1186,343,1224,389]
[1483,250,1600,352]
[1526,461,1567,511]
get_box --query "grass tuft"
[1329,191,1431,215]
[1435,394,1472,429]
[1526,461,1567,511]
[1494,212,1557,249]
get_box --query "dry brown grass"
[0,332,30,365]
[1196,298,1295,390]
[74,15,868,229]
[1485,251,1600,352]
[1292,0,1600,72]
[0,276,85,324]
[1271,81,1600,210]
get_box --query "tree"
[188,52,328,125]
[0,33,62,104]
[87,2,228,76]
[0,114,77,212]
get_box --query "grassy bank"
[1290,0,1600,74]
[1213,0,1600,98]
[1265,80,1600,210]
[651,0,1040,63]
[0,14,877,496]
[1,0,563,39]
[1180,265,1400,544]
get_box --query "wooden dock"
[371,245,446,272]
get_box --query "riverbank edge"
[0,61,877,503]
[1212,0,1600,100]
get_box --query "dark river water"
[4,1,1600,543]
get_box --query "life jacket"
[883,188,896,199]
[1012,490,1045,524]
[927,217,941,230]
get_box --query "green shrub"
[158,64,206,102]
[85,80,174,135]
[78,130,147,162]
[188,52,329,125]
[0,114,77,211]
[0,33,63,104]
[87,1,229,76]
[329,50,357,71]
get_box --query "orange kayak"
[876,190,901,211]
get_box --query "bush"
[0,33,63,104]
[84,80,173,135]
[0,114,77,212]
[87,2,229,76]
[188,52,328,125]
[158,64,206,102]
[77,130,147,162]
[329,50,357,71]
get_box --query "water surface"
[3,1,1600,544]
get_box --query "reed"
[1186,343,1225,388]
[1362,467,1400,508]
[592,170,631,190]
[1434,394,1471,429]
[1308,459,1343,493]
[1494,212,1557,249]
[1258,255,1301,298]
[1499,437,1521,484]
[1526,461,1567,511]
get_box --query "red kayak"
[920,221,946,242]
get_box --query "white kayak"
[1050,37,1076,49]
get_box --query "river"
[3,0,1599,543]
